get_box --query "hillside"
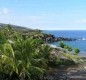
[0,23,39,33]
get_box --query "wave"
[48,44,57,48]
[78,38,86,41]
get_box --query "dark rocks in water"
[41,34,76,43]
[54,37,76,42]
[23,33,76,43]
[22,32,76,43]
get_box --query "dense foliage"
[0,25,81,80]
[0,26,53,80]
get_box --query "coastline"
[44,30,86,54]
[45,44,86,80]
[78,51,86,57]
[48,44,86,57]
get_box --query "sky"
[0,0,86,30]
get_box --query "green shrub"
[59,42,65,48]
[64,45,72,51]
[74,48,80,54]
[68,47,72,51]
[64,45,68,49]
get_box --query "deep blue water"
[43,30,86,53]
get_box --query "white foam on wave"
[78,38,86,41]
[48,44,57,48]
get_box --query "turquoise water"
[43,30,86,53]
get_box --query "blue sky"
[0,0,86,30]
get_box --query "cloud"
[0,7,9,15]
[2,8,9,14]
[0,12,1,15]
[75,19,86,24]
[0,7,12,24]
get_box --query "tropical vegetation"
[59,42,80,54]
[0,25,53,80]
[0,25,82,80]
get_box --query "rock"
[22,33,76,43]
[54,37,76,42]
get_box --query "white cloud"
[0,12,1,15]
[2,8,9,14]
[0,7,9,15]
[0,7,12,24]
[75,19,86,23]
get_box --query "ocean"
[43,30,86,54]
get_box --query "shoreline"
[45,43,86,80]
[48,44,86,57]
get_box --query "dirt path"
[44,68,86,80]
[44,59,86,80]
